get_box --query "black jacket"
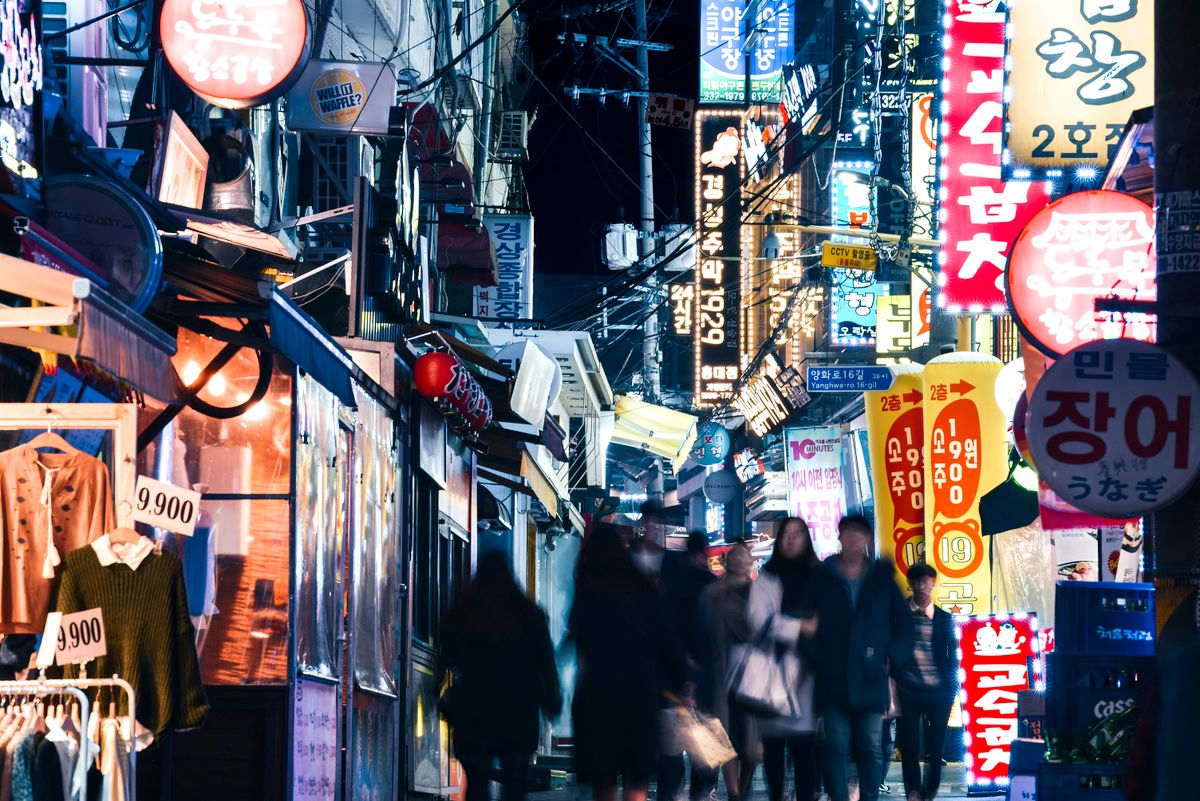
[897,603,960,698]
[803,556,915,713]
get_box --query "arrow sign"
[807,365,895,393]
[902,388,922,405]
[950,379,975,396]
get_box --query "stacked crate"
[1037,581,1155,801]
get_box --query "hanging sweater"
[0,446,114,633]
[55,543,209,739]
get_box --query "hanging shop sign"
[694,111,743,407]
[923,355,1008,615]
[160,0,311,109]
[474,214,534,321]
[43,176,164,314]
[821,242,877,271]
[703,469,740,505]
[285,60,399,134]
[876,295,913,365]
[1006,190,1156,358]
[413,351,493,435]
[784,426,846,559]
[732,353,805,438]
[866,364,925,586]
[938,0,1050,312]
[699,0,795,105]
[647,93,695,129]
[829,163,881,345]
[1003,0,1153,179]
[690,420,732,466]
[957,614,1041,793]
[1027,340,1200,518]
[149,112,209,209]
[779,62,822,133]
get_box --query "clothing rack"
[0,675,137,800]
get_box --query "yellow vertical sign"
[922,354,1008,614]
[866,363,925,590]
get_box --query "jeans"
[822,707,884,801]
[458,749,531,801]
[762,736,819,801]
[896,689,954,800]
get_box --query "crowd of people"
[436,510,961,801]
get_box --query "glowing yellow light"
[181,361,202,386]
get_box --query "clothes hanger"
[107,526,143,546]
[26,418,79,455]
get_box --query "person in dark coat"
[895,563,959,801]
[439,552,562,801]
[804,515,915,801]
[570,526,690,801]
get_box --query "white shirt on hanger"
[91,535,155,572]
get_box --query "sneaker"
[879,783,892,795]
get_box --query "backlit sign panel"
[700,0,795,105]
[829,163,880,345]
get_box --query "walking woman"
[570,526,690,801]
[749,517,821,801]
[698,543,761,801]
[439,552,562,801]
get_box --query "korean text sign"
[829,164,880,345]
[784,426,846,559]
[938,0,1049,312]
[1027,340,1200,518]
[923,354,1008,614]
[957,614,1039,791]
[1004,0,1153,176]
[474,214,534,321]
[700,0,794,105]
[1006,190,1156,358]
[695,111,744,407]
[866,364,925,588]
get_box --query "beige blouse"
[0,445,114,633]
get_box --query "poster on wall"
[865,364,925,587]
[699,0,794,105]
[1003,0,1153,178]
[957,614,1040,793]
[1053,528,1100,582]
[293,679,339,799]
[938,0,1049,312]
[923,354,1008,614]
[474,214,534,321]
[784,426,847,559]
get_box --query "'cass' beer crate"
[1045,653,1154,759]
[1053,581,1155,657]
[1036,762,1124,801]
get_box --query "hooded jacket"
[802,556,915,713]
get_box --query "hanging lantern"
[413,351,493,434]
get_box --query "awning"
[0,254,181,400]
[438,222,497,286]
[265,288,357,407]
[611,395,698,471]
[477,482,514,530]
[521,451,562,514]
[168,207,295,262]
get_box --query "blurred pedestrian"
[697,543,761,801]
[438,552,562,801]
[806,515,914,801]
[570,526,690,801]
[894,563,958,801]
[749,517,822,801]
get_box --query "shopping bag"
[726,619,802,719]
[660,705,738,769]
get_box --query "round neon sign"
[160,0,311,109]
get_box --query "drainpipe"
[473,0,498,198]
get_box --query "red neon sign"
[938,0,1049,313]
[1006,190,1156,358]
[957,614,1040,792]
[160,0,310,109]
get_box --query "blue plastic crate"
[1054,581,1155,656]
[1037,762,1124,801]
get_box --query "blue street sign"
[806,365,895,393]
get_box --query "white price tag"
[131,476,201,536]
[54,608,106,666]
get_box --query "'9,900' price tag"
[131,475,201,537]
[38,609,107,668]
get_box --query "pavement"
[529,763,1003,801]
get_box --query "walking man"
[895,564,958,801]
[805,515,914,801]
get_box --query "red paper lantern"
[413,352,493,434]
[413,352,457,400]
[160,0,311,109]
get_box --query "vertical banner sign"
[784,426,847,559]
[876,295,913,364]
[957,614,1040,792]
[829,163,880,346]
[695,111,744,408]
[910,92,935,348]
[865,363,926,587]
[1003,0,1153,178]
[923,354,1007,614]
[699,0,795,105]
[939,0,1049,312]
[474,214,534,321]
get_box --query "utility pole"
[634,0,660,402]
[1150,0,1200,653]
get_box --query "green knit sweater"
[55,546,209,738]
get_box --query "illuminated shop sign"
[829,163,880,346]
[783,426,846,559]
[1003,0,1153,179]
[938,0,1049,312]
[0,0,41,187]
[699,0,794,105]
[474,214,534,321]
[695,110,744,408]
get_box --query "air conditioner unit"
[603,223,639,271]
[494,110,529,162]
[658,224,697,272]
